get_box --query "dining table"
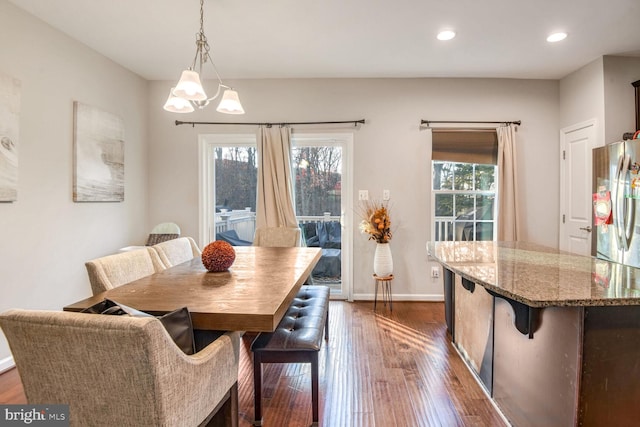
[64,246,322,332]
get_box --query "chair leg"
[203,382,238,427]
[253,353,263,426]
[230,382,238,427]
[311,352,319,427]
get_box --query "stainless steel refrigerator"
[592,139,640,268]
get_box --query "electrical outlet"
[359,190,369,201]
[431,266,440,278]
[383,189,390,200]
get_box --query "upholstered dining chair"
[253,226,314,284]
[85,247,165,295]
[0,309,240,427]
[252,227,302,247]
[152,236,202,268]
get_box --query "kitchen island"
[427,241,640,427]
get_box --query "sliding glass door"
[199,132,353,300]
[292,134,353,299]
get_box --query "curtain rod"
[175,119,366,128]
[421,120,521,127]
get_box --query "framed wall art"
[0,71,21,202]
[73,102,124,202]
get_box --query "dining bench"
[251,285,330,427]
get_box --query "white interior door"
[559,120,598,255]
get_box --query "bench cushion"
[252,285,329,352]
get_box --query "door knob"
[579,226,592,232]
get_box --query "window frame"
[198,133,257,247]
[432,160,498,242]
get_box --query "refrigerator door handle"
[617,154,632,251]
[613,154,625,250]
[621,155,636,250]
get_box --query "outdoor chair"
[146,222,181,246]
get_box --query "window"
[431,130,498,241]
[199,134,257,245]
[292,145,342,217]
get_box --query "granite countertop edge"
[428,241,640,308]
[443,264,640,308]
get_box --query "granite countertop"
[427,241,640,307]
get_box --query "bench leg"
[311,352,319,427]
[253,353,263,426]
[324,304,329,341]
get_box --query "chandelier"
[163,0,244,114]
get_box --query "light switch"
[359,190,369,201]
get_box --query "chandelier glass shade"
[163,88,195,113]
[164,0,244,114]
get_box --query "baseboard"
[0,355,15,374]
[352,293,444,302]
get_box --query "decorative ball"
[202,241,236,272]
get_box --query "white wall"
[603,56,640,142]
[559,57,605,145]
[0,2,149,368]
[148,77,560,300]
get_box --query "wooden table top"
[64,246,322,332]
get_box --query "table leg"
[374,277,379,310]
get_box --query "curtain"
[496,125,520,241]
[255,126,298,229]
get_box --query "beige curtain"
[497,125,520,241]
[255,126,298,229]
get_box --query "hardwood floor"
[0,301,506,426]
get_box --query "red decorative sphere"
[202,241,236,272]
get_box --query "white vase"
[373,243,393,277]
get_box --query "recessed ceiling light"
[547,32,568,42]
[437,30,456,41]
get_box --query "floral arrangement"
[202,241,236,272]
[359,200,392,243]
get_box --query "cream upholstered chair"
[85,247,165,295]
[253,227,301,247]
[0,309,240,427]
[152,237,202,268]
[253,226,314,284]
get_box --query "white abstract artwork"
[0,72,21,202]
[73,102,124,202]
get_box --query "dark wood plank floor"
[0,301,506,426]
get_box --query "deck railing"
[434,217,456,242]
[215,211,340,243]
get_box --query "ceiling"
[8,0,640,81]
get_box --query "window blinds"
[431,129,498,165]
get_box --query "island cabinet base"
[453,274,494,394]
[493,300,582,427]
[579,306,640,426]
[429,241,640,427]
[464,298,640,427]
